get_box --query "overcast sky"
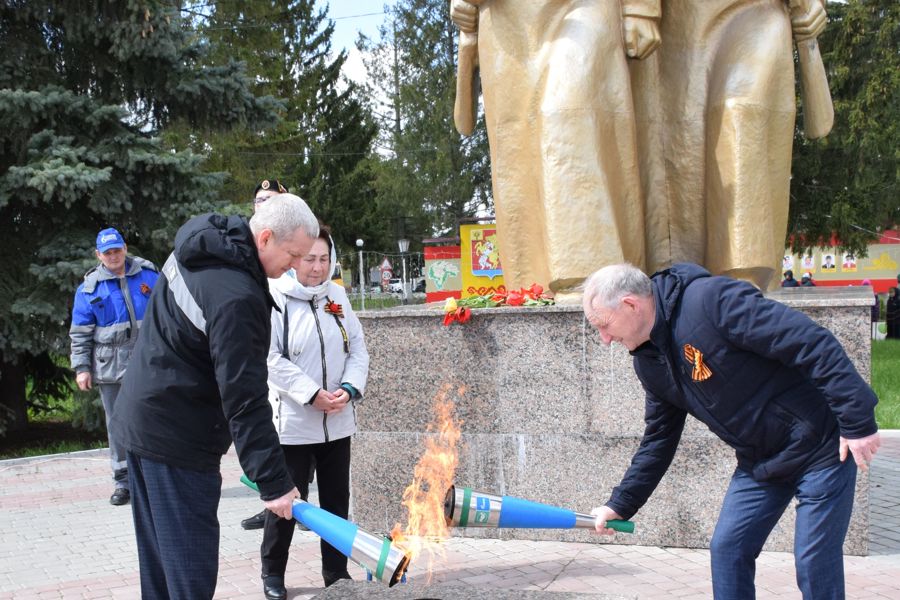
[317,1,397,84]
[321,1,394,51]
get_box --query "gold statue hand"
[789,0,827,42]
[452,0,482,136]
[450,0,482,34]
[623,16,661,60]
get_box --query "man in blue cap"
[69,228,159,505]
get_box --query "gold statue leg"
[479,1,645,296]
[489,120,551,290]
[704,3,795,290]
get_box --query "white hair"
[582,263,652,310]
[249,193,319,241]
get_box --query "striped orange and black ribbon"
[683,344,712,381]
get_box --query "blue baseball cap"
[96,228,126,252]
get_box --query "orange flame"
[390,384,464,577]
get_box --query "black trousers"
[261,436,352,577]
[889,318,900,339]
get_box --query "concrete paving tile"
[3,437,900,599]
[667,586,703,598]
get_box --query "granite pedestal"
[352,287,873,555]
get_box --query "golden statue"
[636,0,830,289]
[452,0,831,294]
[451,0,662,300]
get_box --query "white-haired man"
[583,262,880,599]
[112,194,319,599]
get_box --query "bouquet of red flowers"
[441,284,554,326]
[442,299,472,326]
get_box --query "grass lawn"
[348,295,403,311]
[872,339,900,429]
[0,420,106,460]
[348,294,427,311]
[0,386,107,460]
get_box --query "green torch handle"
[240,474,260,493]
[574,511,635,533]
[605,519,635,534]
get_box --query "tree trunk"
[0,353,29,433]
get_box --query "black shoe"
[322,569,352,588]
[241,509,267,530]
[262,575,286,600]
[110,488,130,506]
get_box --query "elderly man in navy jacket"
[583,263,880,600]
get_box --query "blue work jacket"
[69,257,158,383]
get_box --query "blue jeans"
[710,459,857,600]
[127,452,222,600]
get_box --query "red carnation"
[506,290,525,306]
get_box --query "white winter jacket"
[266,274,369,445]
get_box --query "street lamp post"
[356,239,365,311]
[398,238,410,305]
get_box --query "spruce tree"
[359,0,492,247]
[178,0,379,256]
[788,0,900,254]
[0,0,279,433]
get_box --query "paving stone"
[1,433,898,598]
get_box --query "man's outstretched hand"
[591,505,625,535]
[264,486,300,520]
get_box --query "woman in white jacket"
[260,225,369,598]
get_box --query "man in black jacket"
[112,194,319,599]
[780,269,799,287]
[582,263,881,600]
[240,178,315,535]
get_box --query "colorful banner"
[423,245,462,302]
[460,223,506,298]
[782,236,900,293]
